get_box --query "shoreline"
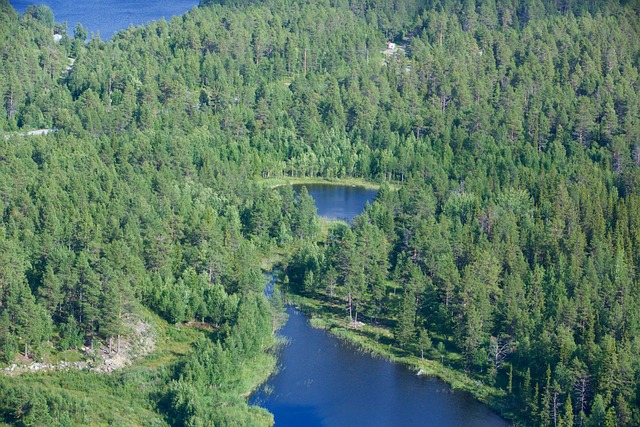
[287,293,518,425]
[259,176,386,191]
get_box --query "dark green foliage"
[163,293,274,426]
[23,5,54,27]
[291,186,320,240]
[73,23,88,41]
[1,0,640,425]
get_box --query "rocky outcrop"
[2,313,157,376]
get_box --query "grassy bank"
[318,217,349,239]
[0,309,186,425]
[238,351,277,399]
[287,293,517,424]
[259,176,385,190]
[0,364,169,426]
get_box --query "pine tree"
[587,394,606,427]
[395,289,417,347]
[291,186,319,240]
[562,395,574,427]
[540,365,552,427]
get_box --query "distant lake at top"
[292,184,378,222]
[10,0,198,39]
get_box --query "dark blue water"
[250,307,509,427]
[10,0,198,39]
[292,184,378,222]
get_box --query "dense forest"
[1,0,640,425]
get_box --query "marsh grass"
[238,352,278,398]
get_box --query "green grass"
[259,245,287,271]
[258,176,385,190]
[318,217,349,240]
[238,351,277,398]
[135,324,201,370]
[28,342,84,366]
[0,307,193,426]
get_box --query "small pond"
[291,184,378,222]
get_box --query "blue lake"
[292,184,378,222]
[10,0,198,39]
[250,307,510,427]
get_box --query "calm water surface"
[10,0,198,39]
[292,184,378,222]
[250,307,509,427]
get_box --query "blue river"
[255,185,510,426]
[250,307,510,427]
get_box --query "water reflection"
[291,184,378,222]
